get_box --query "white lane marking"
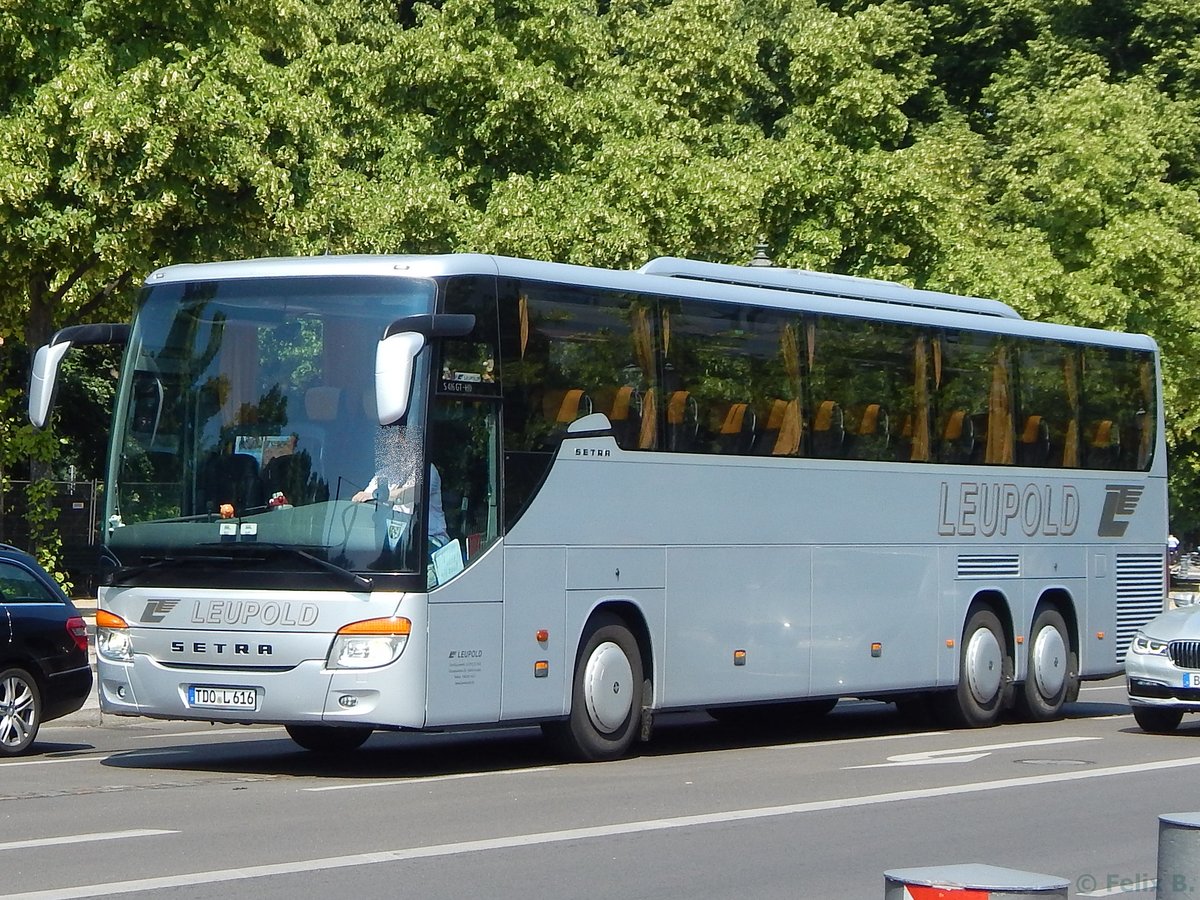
[0,756,108,769]
[0,830,176,852]
[304,766,559,792]
[844,735,1101,769]
[766,731,951,751]
[10,755,1200,900]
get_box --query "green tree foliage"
[2,0,1200,544]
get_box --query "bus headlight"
[95,609,134,662]
[1131,632,1170,657]
[328,617,411,669]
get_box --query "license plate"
[1184,673,1200,689]
[187,686,258,710]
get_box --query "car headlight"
[1170,592,1200,609]
[327,616,411,669]
[1131,632,1170,656]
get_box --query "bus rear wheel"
[544,614,644,762]
[937,608,1010,728]
[285,724,373,753]
[1015,609,1074,722]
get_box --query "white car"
[1126,601,1200,733]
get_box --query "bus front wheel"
[1015,608,1074,722]
[285,724,373,753]
[545,614,644,761]
[937,608,1010,728]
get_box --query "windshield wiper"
[197,541,374,591]
[106,553,237,585]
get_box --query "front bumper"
[96,653,426,727]
[1125,651,1200,709]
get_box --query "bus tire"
[937,608,1010,728]
[1133,706,1183,734]
[0,667,42,757]
[1015,608,1073,722]
[285,724,373,753]
[546,614,643,761]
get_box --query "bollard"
[1157,812,1200,899]
[884,864,1069,900]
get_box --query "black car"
[0,544,93,755]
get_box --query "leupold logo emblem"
[141,599,180,623]
[1098,484,1144,538]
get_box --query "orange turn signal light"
[336,616,412,636]
[95,609,129,629]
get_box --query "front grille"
[1169,640,1200,670]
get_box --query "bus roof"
[639,257,1023,320]
[144,253,1155,353]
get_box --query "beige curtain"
[781,322,801,392]
[1138,359,1154,468]
[910,336,931,461]
[518,295,529,359]
[632,306,658,449]
[1063,353,1080,468]
[986,344,1014,464]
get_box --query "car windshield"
[104,274,436,577]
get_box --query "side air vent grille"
[1116,553,1166,663]
[957,555,1021,579]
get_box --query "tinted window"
[0,562,58,604]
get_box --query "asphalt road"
[4,678,1198,899]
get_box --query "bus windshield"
[104,275,437,578]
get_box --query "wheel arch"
[966,589,1015,663]
[579,599,654,697]
[1030,588,1080,660]
[0,651,49,699]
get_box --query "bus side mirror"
[374,314,476,426]
[28,323,130,429]
[29,342,72,429]
[375,332,426,426]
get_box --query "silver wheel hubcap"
[965,627,1003,706]
[583,641,634,734]
[0,675,35,749]
[1032,625,1067,699]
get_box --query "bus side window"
[811,400,844,458]
[1085,419,1120,469]
[848,402,889,461]
[712,401,757,455]
[1017,414,1051,467]
[939,409,975,464]
[756,399,802,457]
[666,390,699,452]
[594,385,642,449]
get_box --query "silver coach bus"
[29,254,1167,758]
